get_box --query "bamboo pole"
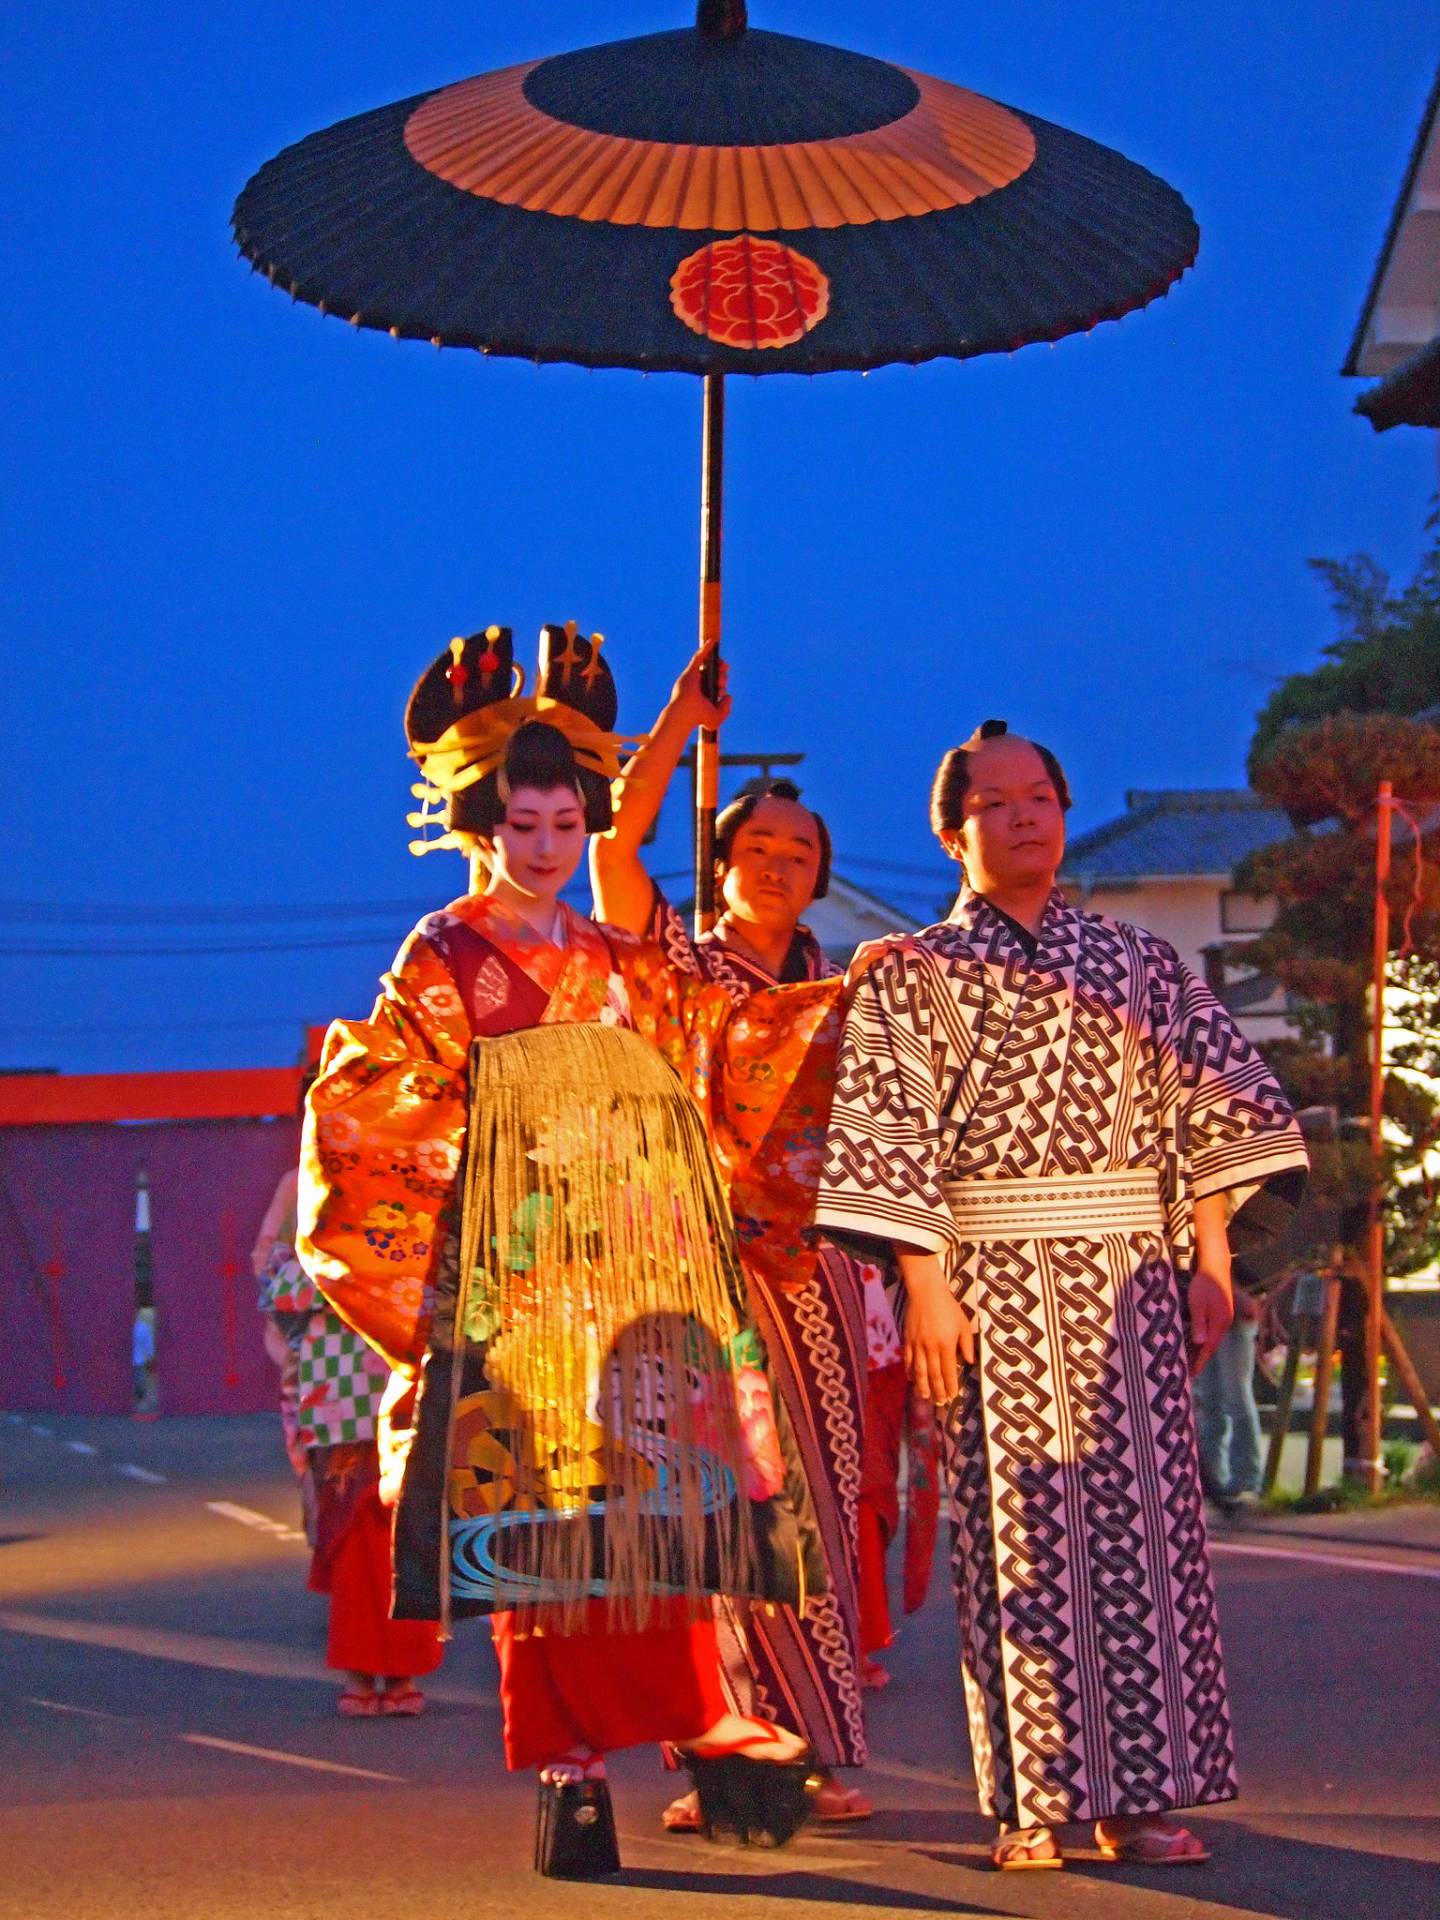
[1362,781,1394,1494]
[694,373,725,936]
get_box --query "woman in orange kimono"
[299,623,842,1878]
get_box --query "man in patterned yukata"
[815,720,1308,1873]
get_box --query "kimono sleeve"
[1158,955,1308,1223]
[297,924,470,1377]
[813,945,958,1261]
[709,974,843,1294]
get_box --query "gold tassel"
[453,1024,758,1635]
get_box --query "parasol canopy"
[234,4,1199,925]
[234,7,1198,375]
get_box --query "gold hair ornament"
[406,682,644,858]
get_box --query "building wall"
[807,876,917,962]
[1066,877,1226,977]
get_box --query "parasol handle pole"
[694,371,725,936]
[1362,779,1393,1494]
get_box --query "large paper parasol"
[234,1,1198,925]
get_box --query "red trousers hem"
[492,1598,727,1770]
[319,1487,443,1679]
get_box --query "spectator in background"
[254,1157,443,1715]
[854,1262,939,1689]
[1193,1280,1265,1511]
[253,1164,307,1483]
[131,1307,156,1414]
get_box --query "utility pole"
[1362,780,1394,1495]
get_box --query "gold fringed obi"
[395,1022,807,1632]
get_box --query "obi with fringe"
[392,1022,825,1629]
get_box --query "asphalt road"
[2,1412,1437,1920]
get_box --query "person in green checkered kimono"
[255,1162,443,1714]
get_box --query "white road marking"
[21,1695,129,1721]
[115,1464,166,1484]
[1211,1538,1440,1582]
[64,1441,98,1456]
[0,1611,498,1710]
[203,1500,306,1543]
[179,1734,406,1783]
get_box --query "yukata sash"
[944,1169,1167,1242]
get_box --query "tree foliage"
[1249,527,1440,766]
[1239,522,1440,1272]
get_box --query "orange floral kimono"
[298,894,841,1632]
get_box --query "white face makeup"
[486,784,588,903]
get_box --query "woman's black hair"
[472,719,610,835]
[404,623,614,838]
[929,720,1071,836]
[714,778,831,899]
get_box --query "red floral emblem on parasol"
[670,234,830,349]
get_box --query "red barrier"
[0,1069,301,1128]
[0,1129,139,1414]
[144,1120,300,1416]
[0,1118,301,1416]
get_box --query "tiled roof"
[1061,790,1293,884]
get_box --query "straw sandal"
[993,1826,1063,1871]
[1094,1817,1210,1866]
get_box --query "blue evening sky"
[3,1,1437,1074]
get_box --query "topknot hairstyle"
[714,777,831,900]
[929,719,1072,836]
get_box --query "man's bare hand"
[899,1257,975,1404]
[1188,1269,1235,1377]
[843,933,907,994]
[672,637,732,731]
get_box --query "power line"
[0,899,435,928]
[0,877,696,931]
[2,934,400,959]
[0,1016,311,1037]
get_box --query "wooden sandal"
[535,1759,619,1879]
[538,1747,607,1786]
[665,1776,871,1831]
[680,1721,816,1849]
[662,1789,703,1832]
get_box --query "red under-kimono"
[299,892,839,1767]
